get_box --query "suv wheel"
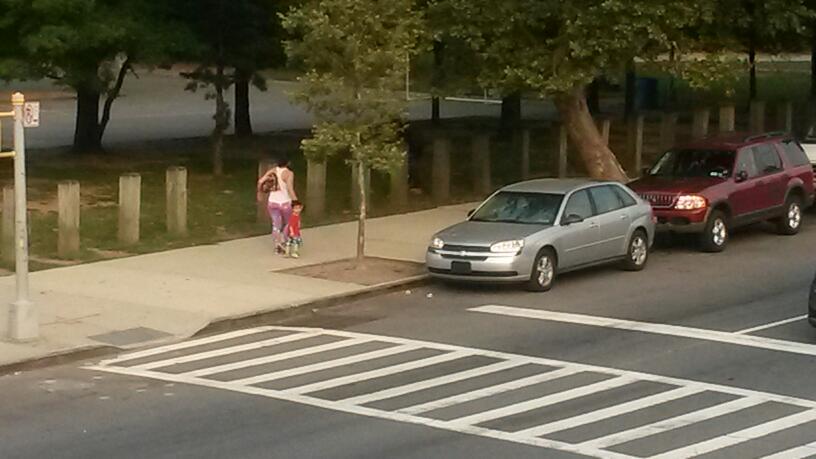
[526,249,556,292]
[620,230,649,271]
[700,210,729,252]
[775,195,803,235]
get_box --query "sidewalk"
[0,203,473,369]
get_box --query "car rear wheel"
[775,195,803,235]
[526,249,556,292]
[699,210,728,252]
[620,230,649,271]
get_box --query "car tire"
[699,210,729,253]
[775,195,803,235]
[526,249,556,292]
[620,229,649,271]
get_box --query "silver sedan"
[426,179,656,291]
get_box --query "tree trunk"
[431,40,445,125]
[624,60,636,120]
[555,88,628,182]
[500,92,522,129]
[234,68,253,137]
[73,87,102,152]
[748,45,757,101]
[98,57,131,145]
[355,158,366,262]
[811,23,816,100]
[212,65,229,176]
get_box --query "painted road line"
[99,326,280,365]
[470,305,816,357]
[83,364,635,459]
[448,376,637,427]
[186,338,375,377]
[515,386,705,437]
[288,350,474,395]
[229,343,422,385]
[134,331,323,370]
[650,409,816,459]
[398,367,582,415]
[581,397,765,449]
[734,315,809,335]
[760,440,816,459]
[340,360,527,406]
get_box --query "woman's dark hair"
[275,155,290,167]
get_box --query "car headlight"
[490,239,524,253]
[430,237,445,250]
[674,195,707,210]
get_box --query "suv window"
[735,149,759,178]
[562,190,594,221]
[612,185,637,207]
[752,144,783,175]
[589,185,624,214]
[779,140,810,167]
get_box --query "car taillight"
[674,195,707,210]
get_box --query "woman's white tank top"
[267,167,291,204]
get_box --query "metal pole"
[8,92,35,341]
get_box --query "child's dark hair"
[292,200,304,209]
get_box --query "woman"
[258,157,298,254]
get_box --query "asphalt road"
[0,74,558,150]
[2,217,816,459]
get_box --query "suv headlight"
[430,237,445,250]
[674,195,707,210]
[490,239,524,253]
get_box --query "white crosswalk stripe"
[87,326,816,459]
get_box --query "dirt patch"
[283,257,425,286]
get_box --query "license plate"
[451,261,472,274]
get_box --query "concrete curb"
[0,273,431,376]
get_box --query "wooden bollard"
[57,181,80,258]
[777,101,793,133]
[256,159,275,223]
[166,166,188,237]
[520,129,531,180]
[598,119,612,146]
[660,112,678,151]
[692,108,710,139]
[431,137,451,203]
[472,135,491,196]
[718,105,736,133]
[389,158,409,210]
[628,115,645,175]
[118,173,141,245]
[557,124,568,178]
[306,159,327,217]
[750,100,766,134]
[2,185,13,263]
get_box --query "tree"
[0,0,182,152]
[431,0,727,181]
[283,0,423,261]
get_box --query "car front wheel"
[526,249,556,292]
[775,195,803,235]
[699,210,729,252]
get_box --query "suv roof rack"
[744,131,788,143]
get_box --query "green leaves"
[284,0,423,173]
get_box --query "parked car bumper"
[652,208,708,233]
[425,250,530,282]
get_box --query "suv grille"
[639,192,677,209]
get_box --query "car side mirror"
[467,209,475,217]
[562,214,584,226]
[735,170,748,183]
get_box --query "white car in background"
[800,128,816,179]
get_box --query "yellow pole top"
[11,92,24,106]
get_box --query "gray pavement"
[2,217,816,458]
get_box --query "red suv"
[629,132,815,252]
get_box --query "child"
[286,200,304,258]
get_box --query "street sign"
[22,102,39,128]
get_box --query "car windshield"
[648,149,736,178]
[470,191,563,225]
